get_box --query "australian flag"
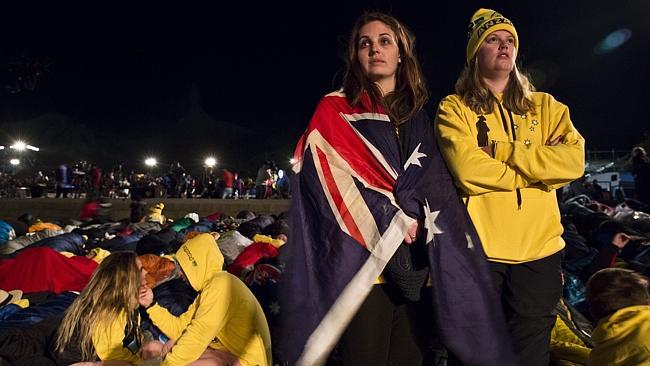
[278,91,516,365]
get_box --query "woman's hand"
[140,340,164,360]
[611,232,632,249]
[404,220,420,244]
[481,144,493,157]
[546,135,564,146]
[161,339,175,356]
[138,285,154,308]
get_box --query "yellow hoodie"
[147,233,272,366]
[435,92,585,263]
[589,305,650,366]
[92,310,143,365]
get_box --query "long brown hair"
[455,56,535,115]
[55,251,142,361]
[342,11,428,125]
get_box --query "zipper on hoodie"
[497,102,523,210]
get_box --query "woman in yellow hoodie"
[139,233,272,366]
[54,251,150,365]
[434,8,585,366]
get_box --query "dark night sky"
[1,1,649,174]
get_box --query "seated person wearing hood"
[586,267,650,365]
[139,233,271,366]
[142,203,166,225]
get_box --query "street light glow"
[9,159,20,166]
[26,144,40,151]
[10,141,26,151]
[145,157,157,167]
[204,157,217,168]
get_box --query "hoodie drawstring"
[497,103,523,210]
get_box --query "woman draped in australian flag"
[278,11,516,366]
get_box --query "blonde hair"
[343,11,428,125]
[55,251,142,361]
[455,57,535,115]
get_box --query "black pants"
[489,251,563,366]
[332,284,432,366]
[255,184,266,199]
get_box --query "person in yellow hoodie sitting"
[143,202,166,224]
[434,8,585,366]
[586,268,650,366]
[139,233,272,366]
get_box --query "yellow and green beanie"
[466,8,518,64]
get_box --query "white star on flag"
[269,301,281,315]
[403,143,427,171]
[424,198,443,245]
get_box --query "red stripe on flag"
[316,146,367,248]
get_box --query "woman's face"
[357,20,400,87]
[477,30,517,77]
[136,258,147,285]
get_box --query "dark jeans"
[489,251,564,366]
[332,284,433,366]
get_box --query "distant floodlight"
[0,146,4,150]
[204,157,217,168]
[10,141,26,151]
[145,157,157,167]
[9,158,20,166]
[595,28,632,54]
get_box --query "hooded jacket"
[144,203,166,224]
[147,233,272,366]
[435,92,585,263]
[589,305,650,365]
[92,310,143,365]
